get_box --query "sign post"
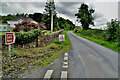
[5,32,15,58]
[9,45,11,58]
[59,34,65,41]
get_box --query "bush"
[74,28,82,33]
[55,38,61,44]
[15,29,41,44]
[106,19,119,41]
[73,19,120,43]
[49,44,58,49]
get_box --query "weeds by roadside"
[2,30,71,78]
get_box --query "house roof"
[7,16,34,21]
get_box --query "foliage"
[45,30,51,34]
[1,12,75,31]
[44,0,57,30]
[29,13,75,30]
[106,19,120,41]
[49,43,58,49]
[13,18,39,32]
[11,50,18,57]
[55,30,70,45]
[75,3,95,30]
[73,19,120,52]
[74,28,82,33]
[29,13,43,23]
[15,29,41,44]
[2,30,71,78]
[74,32,120,52]
[74,19,119,42]
[1,13,25,23]
[58,17,76,30]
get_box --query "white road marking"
[63,62,68,65]
[63,62,68,69]
[63,65,68,68]
[64,52,68,57]
[61,71,67,79]
[44,70,53,79]
[64,57,68,61]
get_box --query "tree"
[57,17,76,30]
[29,13,43,23]
[44,0,57,30]
[75,3,94,30]
[106,19,120,41]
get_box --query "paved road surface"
[23,31,118,79]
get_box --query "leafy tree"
[66,19,76,30]
[29,13,43,23]
[58,17,75,30]
[106,19,120,41]
[75,3,95,30]
[44,0,57,30]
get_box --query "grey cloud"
[93,12,104,20]
[1,1,109,27]
[1,2,45,15]
[56,2,80,18]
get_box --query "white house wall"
[7,21,21,27]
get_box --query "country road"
[23,31,118,79]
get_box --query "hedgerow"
[15,29,41,44]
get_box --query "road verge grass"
[73,31,119,52]
[21,30,71,77]
[2,30,71,78]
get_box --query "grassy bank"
[2,30,71,78]
[0,32,5,35]
[73,31,119,52]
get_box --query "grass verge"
[0,32,5,35]
[2,30,71,78]
[73,31,119,52]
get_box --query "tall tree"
[29,13,43,23]
[75,3,95,30]
[44,0,57,30]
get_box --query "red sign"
[59,34,65,41]
[5,32,15,45]
[60,35,64,39]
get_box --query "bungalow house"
[7,16,37,28]
[7,16,46,32]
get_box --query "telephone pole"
[51,0,54,32]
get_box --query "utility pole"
[51,0,54,32]
[118,1,120,21]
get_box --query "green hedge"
[15,29,41,44]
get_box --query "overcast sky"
[0,0,119,28]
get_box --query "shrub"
[15,29,41,44]
[55,38,61,44]
[49,44,58,49]
[74,28,82,33]
[106,19,119,41]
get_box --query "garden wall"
[2,29,64,49]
